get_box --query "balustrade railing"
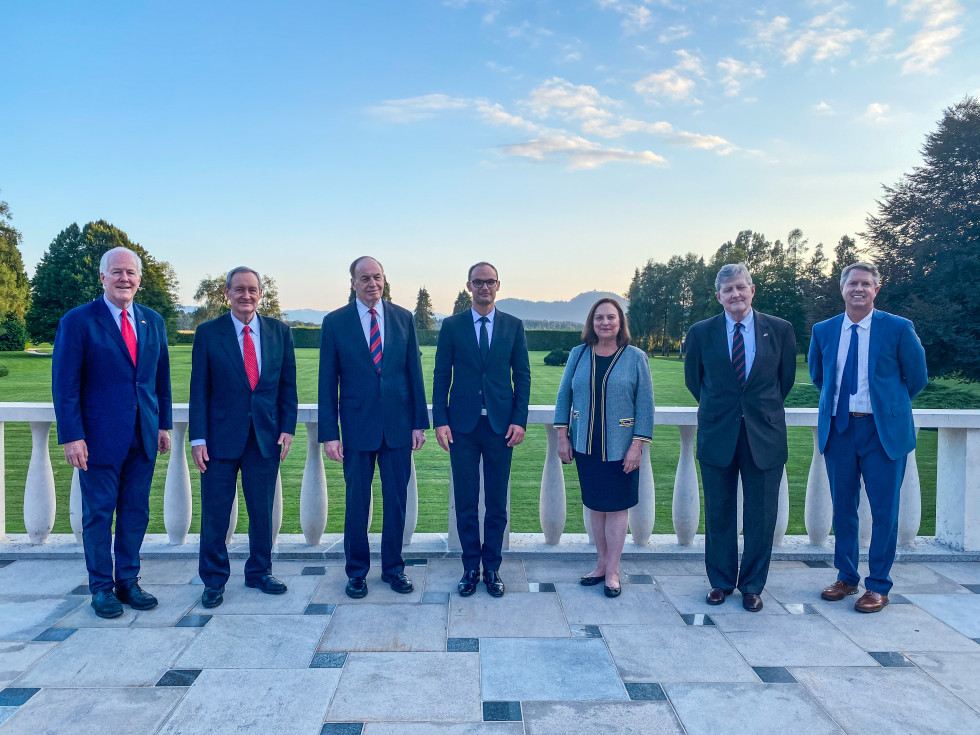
[1,403,978,551]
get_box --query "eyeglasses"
[470,279,498,288]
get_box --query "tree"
[452,289,471,314]
[414,286,434,330]
[27,220,179,344]
[864,97,980,378]
[0,196,31,350]
[192,272,284,327]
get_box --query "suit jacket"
[52,298,173,466]
[809,310,927,461]
[189,313,298,459]
[431,309,531,435]
[684,310,796,470]
[318,300,429,450]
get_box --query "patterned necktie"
[835,324,860,434]
[368,308,382,373]
[242,325,259,390]
[120,309,137,365]
[732,322,746,389]
[479,316,490,363]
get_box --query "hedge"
[174,330,195,345]
[291,326,321,349]
[525,329,582,351]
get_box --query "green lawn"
[1,346,977,537]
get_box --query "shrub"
[174,330,195,345]
[417,328,439,346]
[0,363,8,378]
[0,316,28,352]
[544,347,570,366]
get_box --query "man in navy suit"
[53,246,172,618]
[433,262,531,597]
[318,256,429,598]
[189,266,297,608]
[810,262,927,613]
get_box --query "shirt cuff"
[190,439,206,447]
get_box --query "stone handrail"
[1,403,978,551]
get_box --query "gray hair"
[99,247,143,276]
[715,262,752,293]
[350,256,384,278]
[840,262,880,288]
[225,266,263,290]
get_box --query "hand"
[505,424,526,447]
[63,439,89,472]
[435,425,453,452]
[158,430,171,455]
[278,432,293,462]
[412,429,426,451]
[323,440,344,463]
[192,443,209,473]
[557,435,573,464]
[622,442,642,473]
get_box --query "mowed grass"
[2,345,977,537]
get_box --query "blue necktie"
[732,322,746,389]
[478,316,490,363]
[368,308,382,374]
[835,324,859,433]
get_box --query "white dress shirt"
[832,310,874,415]
[355,299,385,348]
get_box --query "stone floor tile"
[449,592,569,638]
[318,602,448,651]
[522,559,600,583]
[711,614,876,667]
[653,575,786,615]
[364,724,524,734]
[328,652,481,722]
[15,628,199,686]
[601,625,757,683]
[174,613,328,668]
[622,559,710,576]
[481,638,627,701]
[137,559,201,584]
[53,584,202,628]
[522,701,684,734]
[903,594,980,638]
[663,682,844,735]
[886,563,972,594]
[762,567,855,605]
[814,601,978,651]
[0,642,58,688]
[907,652,980,714]
[0,596,86,641]
[792,666,980,734]
[0,707,16,726]
[0,687,184,735]
[424,559,528,595]
[222,557,318,578]
[158,668,341,735]
[0,560,89,596]
[189,575,320,614]
[555,583,684,627]
[312,566,427,605]
[923,562,980,585]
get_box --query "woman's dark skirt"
[575,451,639,512]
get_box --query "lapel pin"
[141,320,146,324]
[763,333,768,337]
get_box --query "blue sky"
[1,0,976,312]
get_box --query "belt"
[849,412,872,418]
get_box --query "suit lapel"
[484,311,506,366]
[132,304,148,372]
[868,310,885,382]
[744,312,771,390]
[380,301,394,375]
[219,314,252,389]
[257,314,274,387]
[94,298,135,368]
[825,314,846,396]
[343,302,375,370]
[710,313,738,389]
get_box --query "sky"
[1,0,977,313]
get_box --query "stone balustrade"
[1,403,978,551]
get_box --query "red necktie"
[368,308,382,373]
[120,309,137,365]
[243,325,259,390]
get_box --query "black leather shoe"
[245,574,287,595]
[706,587,728,605]
[201,586,224,609]
[458,570,480,597]
[604,584,622,598]
[742,593,764,612]
[116,583,158,610]
[580,575,605,586]
[483,570,505,597]
[91,590,123,619]
[381,571,414,594]
[345,577,368,599]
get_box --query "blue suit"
[318,300,429,578]
[809,309,927,594]
[52,297,172,592]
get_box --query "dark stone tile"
[34,627,76,642]
[889,594,912,604]
[422,592,450,603]
[156,669,202,687]
[627,574,654,584]
[869,651,915,668]
[783,603,820,615]
[484,701,522,722]
[302,566,327,576]
[404,559,428,566]
[175,615,212,628]
[803,561,831,568]
[0,688,40,706]
[625,682,667,700]
[320,725,363,735]
[70,584,90,595]
[311,652,348,669]
[533,582,556,593]
[753,667,797,683]
[448,637,480,653]
[305,603,337,615]
[973,638,980,645]
[570,625,603,639]
[964,584,980,594]
[681,614,715,626]
[0,560,12,569]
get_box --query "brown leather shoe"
[854,590,889,613]
[742,593,763,612]
[821,580,860,601]
[706,588,728,605]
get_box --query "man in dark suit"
[684,263,796,612]
[189,266,297,608]
[810,262,927,613]
[433,262,531,597]
[53,246,172,618]
[319,256,429,598]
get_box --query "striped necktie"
[732,322,746,389]
[368,308,382,373]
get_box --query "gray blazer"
[554,344,654,462]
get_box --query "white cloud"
[495,135,666,170]
[861,102,891,124]
[622,5,653,34]
[475,101,543,133]
[902,0,963,28]
[897,1,963,73]
[813,100,835,114]
[754,8,866,64]
[634,49,704,102]
[717,57,765,97]
[524,78,616,123]
[366,94,470,123]
[658,25,691,43]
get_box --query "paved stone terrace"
[1,549,980,734]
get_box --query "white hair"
[99,247,143,276]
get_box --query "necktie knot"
[479,316,488,325]
[242,325,250,334]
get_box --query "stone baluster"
[272,471,283,547]
[736,476,744,536]
[897,436,921,546]
[673,426,699,546]
[935,427,980,551]
[540,425,566,545]
[24,421,56,545]
[448,470,460,550]
[629,443,655,546]
[300,422,328,546]
[163,422,192,545]
[857,478,871,548]
[805,427,832,546]
[773,467,789,546]
[404,454,418,545]
[69,469,82,544]
[226,484,238,546]
[584,505,593,544]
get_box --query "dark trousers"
[824,415,906,595]
[700,423,781,595]
[450,416,513,572]
[343,442,411,579]
[80,427,154,593]
[199,427,279,588]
